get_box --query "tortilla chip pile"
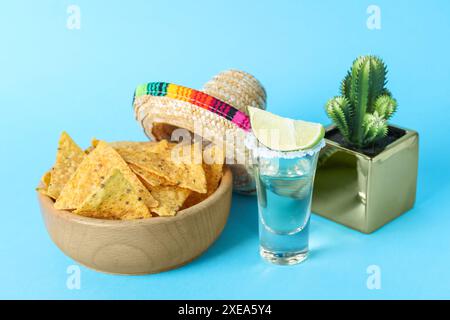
[37,132,224,220]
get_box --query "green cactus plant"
[325,56,398,149]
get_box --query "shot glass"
[248,136,324,265]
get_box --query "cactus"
[325,56,397,148]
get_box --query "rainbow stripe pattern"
[133,82,251,131]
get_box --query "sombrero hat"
[132,69,266,194]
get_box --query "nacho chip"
[129,163,171,187]
[36,171,53,197]
[42,171,52,187]
[55,141,157,210]
[46,132,86,199]
[203,145,225,193]
[150,186,191,216]
[116,142,207,193]
[119,150,206,193]
[74,169,151,220]
[138,177,191,216]
[133,161,191,216]
[91,138,100,148]
[178,143,209,194]
[114,139,169,153]
[84,145,95,154]
[203,162,224,195]
[92,140,202,192]
[36,187,50,197]
[183,145,224,208]
[92,138,169,154]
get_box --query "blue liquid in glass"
[257,173,313,257]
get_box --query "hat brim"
[133,82,251,132]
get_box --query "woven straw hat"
[133,69,266,194]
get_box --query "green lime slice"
[248,107,325,151]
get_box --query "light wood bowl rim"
[38,167,232,227]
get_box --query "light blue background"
[1,0,449,299]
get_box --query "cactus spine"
[326,56,397,148]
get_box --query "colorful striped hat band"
[133,82,251,132]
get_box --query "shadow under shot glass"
[247,135,324,265]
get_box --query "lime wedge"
[248,107,324,151]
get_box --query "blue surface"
[1,0,450,299]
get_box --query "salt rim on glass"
[244,133,325,159]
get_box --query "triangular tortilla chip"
[36,171,53,197]
[139,178,191,216]
[84,145,95,154]
[92,139,205,192]
[203,145,224,194]
[55,141,157,210]
[171,142,208,194]
[113,139,169,153]
[42,171,52,187]
[151,186,191,216]
[92,138,169,154]
[47,132,86,199]
[129,163,172,187]
[183,145,224,208]
[116,142,207,193]
[74,169,151,220]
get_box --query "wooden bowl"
[37,168,232,275]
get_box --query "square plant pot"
[312,125,419,234]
